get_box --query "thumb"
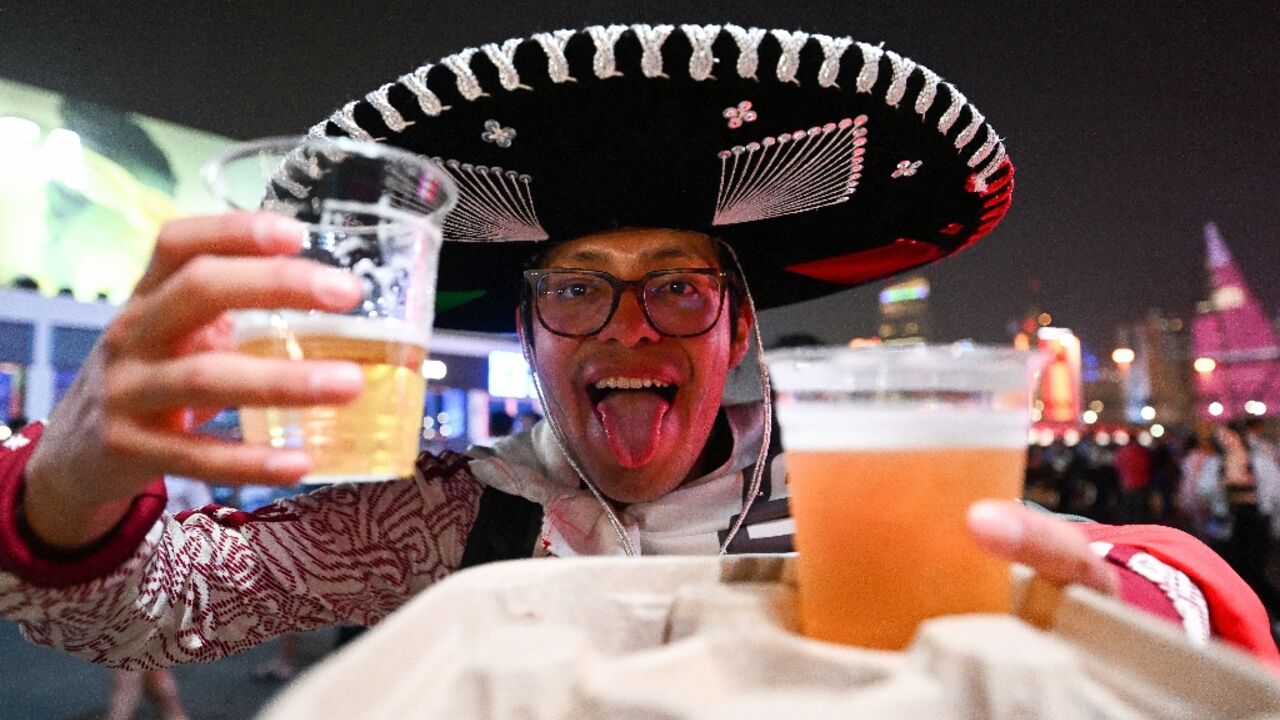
[967,500,1119,596]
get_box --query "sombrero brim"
[304,24,1014,333]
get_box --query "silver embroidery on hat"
[532,30,577,83]
[956,108,985,149]
[971,141,1007,192]
[275,171,309,198]
[968,126,1000,168]
[366,83,413,132]
[855,42,883,93]
[482,39,533,91]
[307,121,328,139]
[443,48,489,101]
[884,51,918,107]
[713,116,866,226]
[400,64,450,117]
[322,25,1013,222]
[892,160,922,178]
[295,148,324,180]
[723,24,765,80]
[771,30,809,84]
[914,66,942,117]
[632,24,675,78]
[274,144,344,198]
[434,159,548,242]
[588,24,628,79]
[938,84,967,134]
[681,24,721,81]
[481,120,517,148]
[722,100,758,129]
[813,34,853,88]
[330,101,374,141]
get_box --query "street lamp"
[1111,347,1136,424]
[1193,357,1216,374]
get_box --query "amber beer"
[786,441,1025,650]
[766,345,1031,650]
[236,311,428,482]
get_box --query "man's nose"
[596,288,661,346]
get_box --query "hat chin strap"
[717,240,773,556]
[518,244,771,558]
[520,323,639,556]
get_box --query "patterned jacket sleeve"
[0,423,484,670]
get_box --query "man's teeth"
[594,377,672,390]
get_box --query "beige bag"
[261,556,1280,719]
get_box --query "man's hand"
[967,500,1120,596]
[23,212,366,548]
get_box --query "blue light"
[488,350,536,399]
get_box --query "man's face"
[522,229,752,504]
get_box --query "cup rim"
[200,134,458,223]
[762,342,1032,367]
[763,342,1035,394]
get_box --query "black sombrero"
[302,23,1014,333]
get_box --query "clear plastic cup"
[203,136,456,482]
[764,343,1033,649]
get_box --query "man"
[0,23,1276,670]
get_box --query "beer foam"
[765,344,1032,394]
[234,310,428,347]
[775,403,1028,450]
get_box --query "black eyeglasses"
[523,268,730,338]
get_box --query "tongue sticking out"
[595,391,672,468]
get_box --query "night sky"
[1,1,1276,356]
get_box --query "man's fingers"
[134,213,305,296]
[107,354,365,411]
[967,500,1119,596]
[173,314,237,357]
[104,416,313,486]
[109,256,362,354]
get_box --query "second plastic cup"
[765,343,1032,650]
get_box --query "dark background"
[1,0,1277,354]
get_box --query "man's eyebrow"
[557,248,607,263]
[640,246,703,263]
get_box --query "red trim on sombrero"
[783,238,944,285]
[962,159,1016,250]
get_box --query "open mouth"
[586,376,680,468]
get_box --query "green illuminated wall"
[0,79,233,302]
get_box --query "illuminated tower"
[1191,223,1280,420]
[877,275,930,344]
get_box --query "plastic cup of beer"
[202,136,456,483]
[764,343,1032,650]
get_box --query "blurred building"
[876,275,930,344]
[1112,310,1194,428]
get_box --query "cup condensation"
[765,344,1032,650]
[203,136,456,483]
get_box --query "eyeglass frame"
[522,267,734,338]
